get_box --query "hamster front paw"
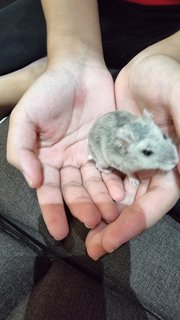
[95,163,112,174]
[128,176,140,186]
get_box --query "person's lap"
[0,1,180,319]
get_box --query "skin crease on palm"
[1,46,180,260]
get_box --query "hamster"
[88,110,178,176]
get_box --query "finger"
[86,176,141,260]
[101,170,180,254]
[37,164,69,240]
[7,108,42,188]
[135,179,150,199]
[61,165,102,228]
[116,176,140,212]
[101,170,125,202]
[85,221,107,260]
[81,162,119,222]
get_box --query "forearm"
[41,0,104,66]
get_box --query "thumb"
[7,109,43,188]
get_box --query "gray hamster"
[88,110,178,176]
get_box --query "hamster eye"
[163,134,167,140]
[142,149,154,156]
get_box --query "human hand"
[7,62,124,240]
[86,53,180,259]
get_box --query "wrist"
[47,36,105,70]
[129,31,180,66]
[41,0,104,69]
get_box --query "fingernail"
[93,256,100,261]
[106,220,112,224]
[109,248,116,253]
[23,172,33,188]
[84,223,96,229]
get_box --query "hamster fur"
[88,110,178,176]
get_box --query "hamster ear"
[115,126,136,147]
[142,109,153,120]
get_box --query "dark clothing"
[0,0,180,76]
[99,0,180,73]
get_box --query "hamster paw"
[96,164,112,174]
[87,154,93,161]
[101,168,112,174]
[128,176,140,186]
